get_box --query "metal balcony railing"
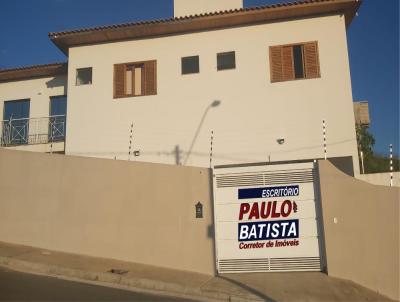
[0,115,66,147]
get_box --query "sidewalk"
[0,241,392,302]
[0,241,263,302]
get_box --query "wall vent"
[218,257,320,273]
[216,169,314,188]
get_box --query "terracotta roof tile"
[49,0,342,38]
[0,62,67,83]
[1,0,361,82]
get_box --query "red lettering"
[271,201,280,218]
[281,200,292,217]
[239,203,250,220]
[248,203,260,220]
[240,201,294,221]
[260,201,272,219]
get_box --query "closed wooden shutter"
[144,60,157,95]
[114,64,125,98]
[304,42,320,79]
[282,46,295,81]
[269,46,283,82]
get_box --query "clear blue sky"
[0,0,398,155]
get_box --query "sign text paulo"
[237,185,300,249]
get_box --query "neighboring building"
[0,0,362,174]
[353,101,370,127]
[0,63,67,153]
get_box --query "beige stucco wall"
[66,14,359,174]
[318,160,399,301]
[357,171,400,187]
[0,148,215,275]
[0,75,67,152]
[174,0,243,17]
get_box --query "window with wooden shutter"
[303,42,320,79]
[114,64,125,97]
[270,46,283,82]
[113,60,157,98]
[282,46,295,81]
[144,60,157,96]
[269,41,320,83]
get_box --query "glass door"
[49,96,67,142]
[3,99,30,145]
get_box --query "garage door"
[213,161,324,273]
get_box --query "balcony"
[0,115,66,151]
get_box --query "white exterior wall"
[0,75,67,152]
[357,172,400,187]
[66,14,360,173]
[174,0,243,17]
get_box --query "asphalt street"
[0,266,196,301]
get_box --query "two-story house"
[0,0,361,174]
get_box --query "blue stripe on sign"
[238,219,299,242]
[238,185,299,199]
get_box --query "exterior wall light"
[195,202,203,218]
[277,138,285,145]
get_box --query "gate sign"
[238,186,299,243]
[213,162,322,273]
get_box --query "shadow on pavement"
[217,275,277,302]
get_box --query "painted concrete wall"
[0,75,67,152]
[66,14,360,174]
[0,149,397,296]
[318,160,399,301]
[174,0,243,17]
[357,171,400,187]
[0,148,215,275]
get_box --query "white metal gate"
[213,161,323,273]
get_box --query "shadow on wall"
[46,76,67,95]
[328,156,354,177]
[184,100,221,166]
[208,170,217,276]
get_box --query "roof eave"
[344,0,362,27]
[0,63,68,83]
[50,0,362,54]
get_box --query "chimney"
[174,0,243,18]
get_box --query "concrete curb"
[0,256,264,302]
